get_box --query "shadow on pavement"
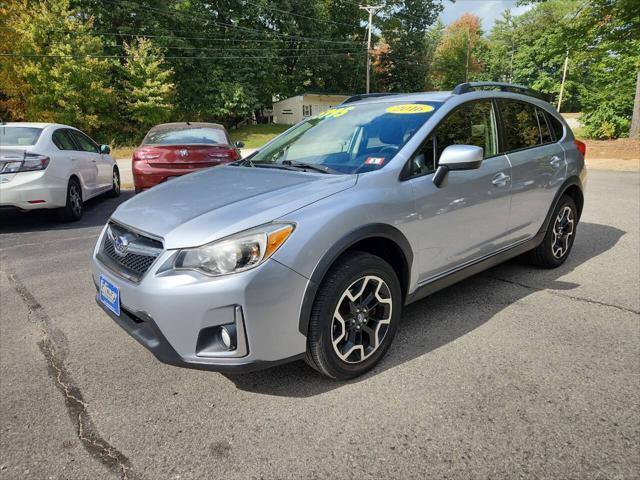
[0,190,134,234]
[225,222,626,397]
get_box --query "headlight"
[173,223,295,276]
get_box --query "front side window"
[405,100,497,178]
[143,127,228,146]
[52,129,76,150]
[0,126,43,146]
[497,100,542,152]
[250,101,441,174]
[434,100,498,160]
[70,130,99,153]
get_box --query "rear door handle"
[550,155,563,168]
[492,172,510,186]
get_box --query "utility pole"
[557,50,570,112]
[360,5,382,94]
[465,26,471,82]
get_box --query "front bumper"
[92,228,310,372]
[0,171,67,210]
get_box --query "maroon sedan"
[132,122,243,192]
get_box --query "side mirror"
[234,141,245,149]
[433,145,483,188]
[100,144,111,155]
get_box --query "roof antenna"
[186,121,191,126]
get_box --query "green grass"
[230,124,289,149]
[110,145,136,159]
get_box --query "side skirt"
[405,230,545,305]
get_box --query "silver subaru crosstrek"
[93,82,586,379]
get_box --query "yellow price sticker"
[317,106,354,119]
[386,104,435,114]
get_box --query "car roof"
[344,91,453,106]
[3,122,72,129]
[147,122,225,132]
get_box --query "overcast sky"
[439,0,534,31]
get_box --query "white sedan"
[0,122,120,220]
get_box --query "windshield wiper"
[281,160,338,174]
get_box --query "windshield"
[0,127,43,146]
[143,127,228,146]
[250,102,440,174]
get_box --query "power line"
[242,0,361,29]
[0,52,362,60]
[0,26,361,45]
[101,0,364,45]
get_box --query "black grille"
[98,223,163,281]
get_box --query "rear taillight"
[574,139,586,157]
[0,152,50,173]
[133,149,160,161]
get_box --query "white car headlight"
[173,223,295,276]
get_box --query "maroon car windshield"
[142,127,228,146]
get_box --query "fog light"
[220,327,232,349]
[219,324,237,350]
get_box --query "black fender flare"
[538,175,584,237]
[297,224,413,335]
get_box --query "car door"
[68,129,101,194]
[496,99,567,242]
[404,99,513,283]
[55,128,96,194]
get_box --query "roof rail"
[340,93,402,105]
[452,82,548,101]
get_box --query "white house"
[272,93,350,125]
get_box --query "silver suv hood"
[111,165,356,249]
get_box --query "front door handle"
[492,172,510,186]
[550,155,563,168]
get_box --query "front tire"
[107,167,120,197]
[305,251,402,379]
[58,178,83,222]
[528,195,578,268]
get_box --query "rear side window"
[497,100,541,152]
[52,129,76,150]
[0,126,43,146]
[537,109,553,144]
[546,114,564,140]
[69,130,99,153]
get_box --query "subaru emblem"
[113,235,130,257]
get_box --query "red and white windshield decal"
[364,157,385,165]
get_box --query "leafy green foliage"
[375,0,444,92]
[121,38,175,137]
[1,0,115,136]
[431,13,484,89]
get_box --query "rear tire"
[527,195,578,268]
[305,251,402,379]
[58,178,83,222]
[107,167,120,197]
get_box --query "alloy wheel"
[551,205,574,258]
[331,275,393,364]
[69,184,82,217]
[113,170,120,194]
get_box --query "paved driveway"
[0,170,638,480]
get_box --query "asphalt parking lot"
[1,169,638,480]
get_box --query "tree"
[375,0,445,92]
[431,13,484,89]
[0,0,115,135]
[121,38,175,136]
